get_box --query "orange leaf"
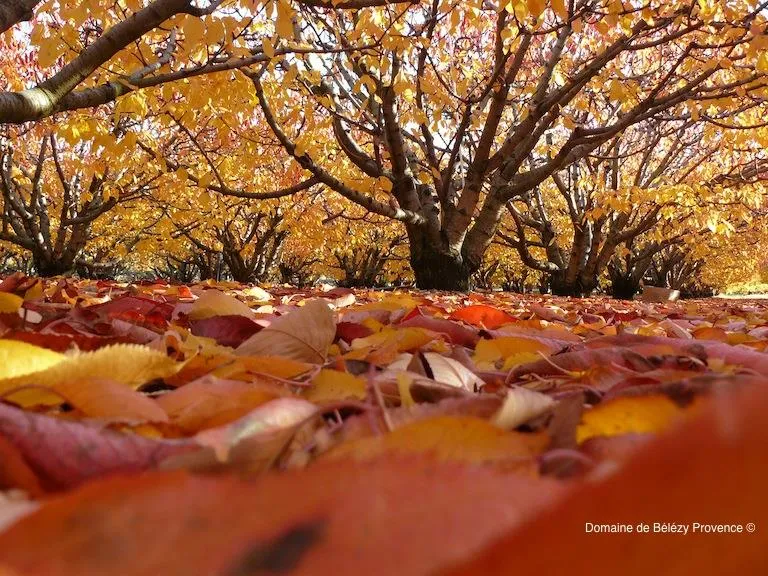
[52,378,169,423]
[692,326,729,342]
[0,460,565,576]
[156,376,285,433]
[450,304,516,329]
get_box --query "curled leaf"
[492,387,556,430]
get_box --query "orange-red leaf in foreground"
[0,460,565,576]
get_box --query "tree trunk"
[609,274,640,300]
[34,256,74,277]
[549,273,596,297]
[408,230,472,290]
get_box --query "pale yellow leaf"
[0,340,65,380]
[0,344,182,407]
[188,289,255,320]
[423,352,484,391]
[492,387,556,430]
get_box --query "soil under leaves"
[0,273,766,574]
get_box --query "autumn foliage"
[0,274,764,572]
[1,0,768,572]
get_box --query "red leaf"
[450,305,516,329]
[399,315,479,348]
[335,321,373,343]
[0,435,44,498]
[189,315,263,347]
[0,403,196,491]
[87,296,174,322]
[1,330,134,352]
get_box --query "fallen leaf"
[0,344,182,407]
[188,289,255,320]
[0,460,565,576]
[189,315,262,347]
[0,293,23,314]
[0,403,196,490]
[303,369,367,403]
[194,397,317,461]
[576,394,687,444]
[52,378,169,422]
[349,326,440,353]
[324,415,547,469]
[423,352,484,391]
[442,383,768,576]
[474,336,551,370]
[450,305,516,329]
[236,300,335,363]
[155,375,284,432]
[492,386,556,429]
[0,340,64,380]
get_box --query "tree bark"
[609,274,641,300]
[34,255,74,277]
[408,227,472,290]
[549,272,597,298]
[0,0,41,34]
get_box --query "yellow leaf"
[551,0,568,19]
[0,340,65,380]
[350,327,438,353]
[0,344,182,407]
[378,177,393,193]
[262,38,275,58]
[357,293,419,312]
[473,337,549,369]
[241,286,272,303]
[576,395,686,444]
[324,416,547,468]
[188,289,255,320]
[303,369,367,403]
[397,372,415,407]
[276,0,295,39]
[183,16,206,47]
[492,387,556,430]
[23,282,43,301]
[0,293,23,314]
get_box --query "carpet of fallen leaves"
[0,272,767,575]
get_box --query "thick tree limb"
[0,0,41,34]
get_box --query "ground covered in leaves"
[0,273,766,574]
